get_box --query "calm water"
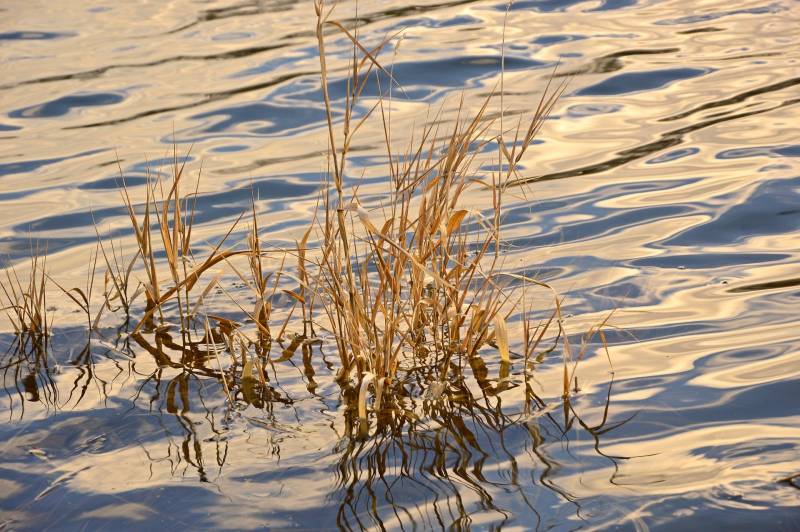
[2,0,800,529]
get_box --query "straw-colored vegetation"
[1,246,51,342]
[0,1,612,435]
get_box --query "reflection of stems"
[330,375,627,530]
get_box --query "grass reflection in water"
[2,319,627,529]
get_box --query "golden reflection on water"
[2,0,800,528]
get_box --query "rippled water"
[2,0,800,529]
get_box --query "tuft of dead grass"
[308,0,583,433]
[1,243,51,340]
[0,1,614,437]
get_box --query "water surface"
[1,0,799,529]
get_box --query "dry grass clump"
[0,246,57,415]
[310,0,574,431]
[0,1,613,436]
[118,149,251,335]
[1,246,51,341]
